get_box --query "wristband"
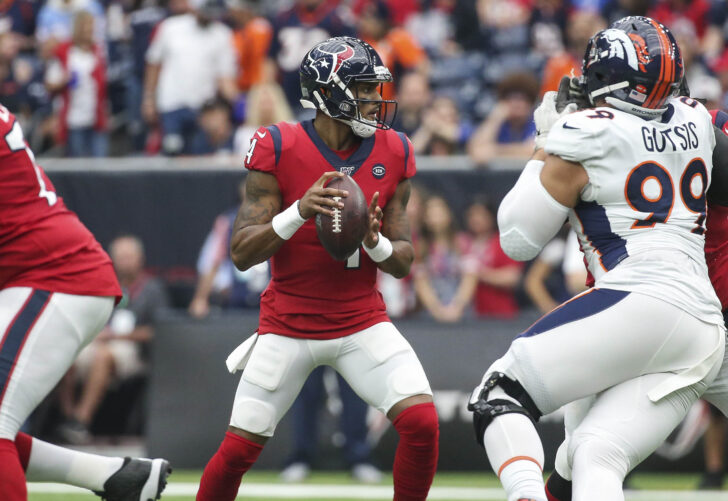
[271,200,306,240]
[363,233,393,262]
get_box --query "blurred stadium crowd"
[2,0,727,160]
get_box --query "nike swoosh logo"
[562,122,579,129]
[256,130,267,138]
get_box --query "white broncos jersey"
[545,97,723,326]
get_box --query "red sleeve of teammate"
[243,126,279,173]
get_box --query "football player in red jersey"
[196,37,439,501]
[0,103,171,501]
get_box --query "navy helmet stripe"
[0,290,51,407]
[396,132,410,173]
[518,288,630,338]
[266,125,282,166]
[575,201,628,271]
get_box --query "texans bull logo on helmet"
[307,42,355,85]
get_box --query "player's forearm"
[230,224,284,271]
[374,240,414,279]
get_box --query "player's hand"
[298,171,348,219]
[363,191,383,248]
[534,80,578,149]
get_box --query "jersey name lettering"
[641,122,699,152]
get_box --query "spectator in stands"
[228,0,272,93]
[467,71,538,165]
[232,82,293,158]
[58,235,169,443]
[1,0,40,44]
[600,0,649,26]
[390,71,431,137]
[142,0,238,155]
[188,181,269,318]
[268,0,355,114]
[457,199,523,318]
[35,0,105,58]
[198,98,235,155]
[703,0,728,63]
[649,0,711,41]
[528,0,568,60]
[0,29,46,129]
[125,0,167,151]
[45,10,109,157]
[356,0,428,103]
[378,183,426,318]
[405,0,456,56]
[524,229,587,314]
[414,194,477,323]
[538,10,605,96]
[280,366,382,484]
[711,51,728,109]
[411,95,469,155]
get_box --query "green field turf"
[26,470,728,500]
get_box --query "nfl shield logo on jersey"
[372,164,386,179]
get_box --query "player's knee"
[393,402,439,445]
[230,398,277,437]
[467,372,542,448]
[570,432,631,479]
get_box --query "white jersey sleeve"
[544,99,722,326]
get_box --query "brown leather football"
[315,175,368,261]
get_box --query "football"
[315,175,369,261]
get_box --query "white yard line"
[27,482,728,500]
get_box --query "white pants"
[702,338,728,416]
[0,287,114,439]
[230,322,432,437]
[485,289,724,491]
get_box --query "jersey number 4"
[625,158,707,234]
[4,121,58,206]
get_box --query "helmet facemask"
[303,76,397,138]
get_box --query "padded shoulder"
[545,108,613,163]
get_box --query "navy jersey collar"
[301,119,375,174]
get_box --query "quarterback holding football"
[196,36,439,501]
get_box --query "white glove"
[534,91,578,149]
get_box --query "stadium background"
[4,0,728,496]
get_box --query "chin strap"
[603,96,667,120]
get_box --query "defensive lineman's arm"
[363,180,415,279]
[497,148,588,261]
[230,170,347,271]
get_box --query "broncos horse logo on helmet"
[300,36,397,138]
[581,16,683,119]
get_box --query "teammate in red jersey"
[0,103,171,501]
[197,37,439,501]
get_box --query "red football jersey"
[705,110,728,310]
[0,105,120,299]
[245,120,415,338]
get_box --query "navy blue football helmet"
[300,36,397,137]
[582,16,684,118]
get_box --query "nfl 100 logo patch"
[372,164,386,179]
[339,166,355,175]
